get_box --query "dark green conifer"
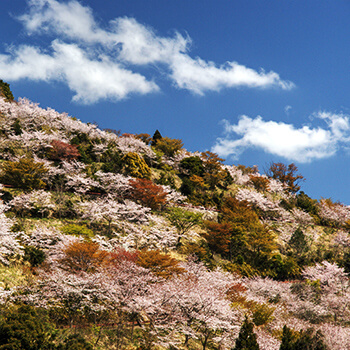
[151,129,162,146]
[233,317,259,350]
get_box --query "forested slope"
[0,86,350,349]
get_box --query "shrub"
[61,224,94,238]
[180,156,205,176]
[0,158,47,190]
[280,326,328,350]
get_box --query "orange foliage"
[59,241,108,273]
[136,249,184,279]
[203,221,232,256]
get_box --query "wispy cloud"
[1,0,294,103]
[212,112,350,163]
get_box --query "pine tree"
[233,317,259,350]
[151,129,162,146]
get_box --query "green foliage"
[167,207,202,247]
[13,119,22,135]
[289,227,308,254]
[0,79,14,101]
[23,246,46,267]
[279,326,328,350]
[122,152,151,179]
[155,170,177,189]
[180,156,205,177]
[61,224,94,238]
[251,302,275,326]
[56,334,93,350]
[268,254,300,280]
[100,148,123,173]
[0,305,56,350]
[280,325,298,350]
[0,158,47,190]
[70,133,95,164]
[233,317,259,350]
[296,191,319,216]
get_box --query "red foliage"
[49,140,80,161]
[106,247,139,267]
[129,178,167,210]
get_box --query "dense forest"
[0,82,350,349]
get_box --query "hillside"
[1,90,350,349]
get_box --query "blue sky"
[1,0,350,203]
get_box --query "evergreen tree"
[151,129,162,146]
[233,317,259,350]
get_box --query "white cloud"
[19,0,106,43]
[0,41,159,104]
[169,55,294,94]
[2,0,294,103]
[212,112,350,163]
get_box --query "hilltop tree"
[266,162,304,194]
[151,129,162,146]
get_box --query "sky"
[1,0,350,204]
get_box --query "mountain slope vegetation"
[0,85,349,349]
